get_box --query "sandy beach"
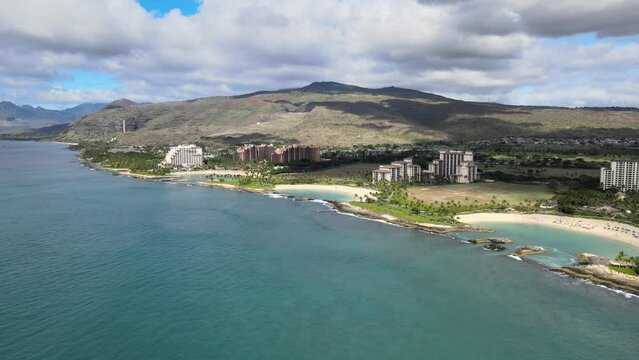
[50,141,78,145]
[274,184,376,199]
[196,182,243,190]
[456,213,639,248]
[102,167,177,179]
[171,169,248,176]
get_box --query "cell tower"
[122,119,126,133]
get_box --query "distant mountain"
[103,98,136,110]
[234,81,451,102]
[61,82,639,147]
[0,123,71,141]
[0,101,105,131]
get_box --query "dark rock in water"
[512,246,545,257]
[469,237,514,244]
[483,244,506,252]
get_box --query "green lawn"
[206,179,275,190]
[408,182,554,206]
[608,265,638,276]
[351,201,458,225]
[484,165,600,179]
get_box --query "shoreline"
[91,162,639,297]
[456,213,639,249]
[273,184,376,200]
[191,180,490,235]
[50,141,78,145]
[195,181,273,195]
[171,169,248,176]
[331,202,492,234]
[95,163,639,249]
[102,167,179,180]
[194,181,492,235]
[553,265,639,295]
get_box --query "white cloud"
[0,0,637,107]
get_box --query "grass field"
[608,265,638,276]
[304,162,381,177]
[408,182,554,206]
[350,201,458,225]
[484,165,600,179]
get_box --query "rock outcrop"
[483,244,506,251]
[575,253,610,265]
[512,246,545,257]
[469,237,514,244]
[556,264,639,294]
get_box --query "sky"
[0,0,638,108]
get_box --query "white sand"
[171,169,247,176]
[196,182,239,189]
[274,184,376,199]
[102,167,176,179]
[50,141,78,145]
[456,213,639,248]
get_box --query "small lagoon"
[456,222,639,268]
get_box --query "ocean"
[1,141,638,359]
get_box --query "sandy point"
[456,213,639,248]
[274,184,376,199]
[171,169,248,176]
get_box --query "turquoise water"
[1,141,638,359]
[275,188,356,201]
[457,222,639,267]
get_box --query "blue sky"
[48,1,202,94]
[556,33,636,46]
[137,0,201,17]
[52,70,119,91]
[1,0,638,108]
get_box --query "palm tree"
[616,251,627,261]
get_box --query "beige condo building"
[372,158,421,183]
[424,150,478,183]
[601,161,639,191]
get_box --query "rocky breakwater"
[469,238,514,252]
[554,253,639,294]
[512,246,545,257]
[483,244,507,252]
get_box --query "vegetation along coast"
[49,82,639,296]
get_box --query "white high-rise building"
[601,161,639,191]
[163,145,203,167]
[372,158,421,183]
[424,150,478,183]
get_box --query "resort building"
[372,158,421,183]
[424,150,478,183]
[233,144,320,164]
[601,161,639,191]
[233,144,275,162]
[163,144,203,167]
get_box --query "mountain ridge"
[0,101,105,131]
[61,82,639,147]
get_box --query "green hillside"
[61,82,639,147]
